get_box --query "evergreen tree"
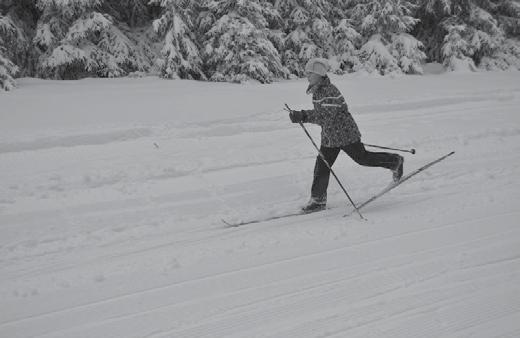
[1,0,519,88]
[201,0,287,83]
[349,0,425,74]
[105,0,151,27]
[275,0,335,76]
[414,0,514,70]
[492,0,520,37]
[414,0,471,62]
[441,21,477,70]
[0,47,18,91]
[0,11,26,91]
[355,34,401,74]
[466,4,504,65]
[350,0,419,39]
[151,0,205,80]
[34,0,153,79]
[480,37,520,70]
[476,1,520,70]
[0,1,34,77]
[332,18,362,73]
[391,32,427,73]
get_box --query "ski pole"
[364,143,416,154]
[284,104,365,221]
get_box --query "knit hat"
[305,58,330,76]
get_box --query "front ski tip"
[222,218,243,227]
[344,151,456,218]
[221,219,233,227]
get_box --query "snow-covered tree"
[151,0,205,80]
[1,0,518,84]
[480,37,520,70]
[350,0,419,39]
[332,19,362,73]
[492,0,520,36]
[391,32,427,73]
[355,34,401,74]
[414,0,472,62]
[0,12,26,90]
[201,0,287,83]
[434,3,505,70]
[106,0,151,27]
[0,46,18,91]
[275,0,335,76]
[441,21,477,71]
[466,4,504,65]
[34,0,153,79]
[415,0,510,69]
[0,2,32,75]
[349,0,425,74]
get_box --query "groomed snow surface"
[1,72,520,338]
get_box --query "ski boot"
[302,198,326,214]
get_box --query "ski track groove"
[2,216,519,337]
[24,260,519,338]
[4,200,515,284]
[209,261,520,338]
[269,276,515,338]
[119,260,520,338]
[2,185,518,280]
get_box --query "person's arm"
[289,107,325,125]
[300,108,323,125]
[289,85,347,124]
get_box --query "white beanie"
[305,58,330,76]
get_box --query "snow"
[422,62,445,75]
[43,45,88,69]
[1,71,520,337]
[65,13,112,41]
[357,34,400,75]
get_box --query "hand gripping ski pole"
[284,104,365,220]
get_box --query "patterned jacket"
[302,76,361,147]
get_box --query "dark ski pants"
[311,142,399,202]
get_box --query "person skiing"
[288,58,404,213]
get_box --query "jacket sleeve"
[301,108,322,125]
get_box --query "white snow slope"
[1,72,520,338]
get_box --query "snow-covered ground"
[1,71,520,338]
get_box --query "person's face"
[306,72,322,85]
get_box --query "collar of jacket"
[306,76,331,95]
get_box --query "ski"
[222,208,328,228]
[223,152,455,226]
[344,151,455,217]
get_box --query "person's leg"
[310,146,341,204]
[342,142,401,170]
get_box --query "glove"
[289,110,306,123]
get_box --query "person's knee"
[344,143,366,162]
[350,153,369,165]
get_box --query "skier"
[289,58,404,213]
